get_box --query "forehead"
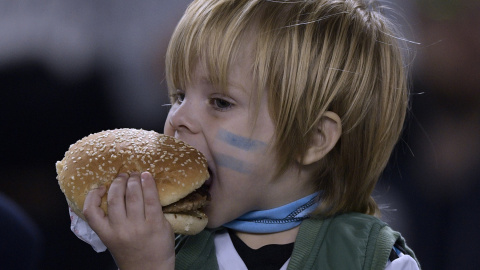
[185,54,254,100]
[172,31,257,97]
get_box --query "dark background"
[0,1,190,269]
[0,0,479,269]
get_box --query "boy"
[83,0,421,269]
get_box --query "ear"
[299,111,342,165]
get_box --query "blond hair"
[166,0,409,216]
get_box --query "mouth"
[204,167,213,188]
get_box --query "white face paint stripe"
[216,129,267,151]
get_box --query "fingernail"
[141,172,150,184]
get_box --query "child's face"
[164,56,307,228]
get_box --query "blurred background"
[0,0,478,269]
[376,0,480,269]
[0,1,191,269]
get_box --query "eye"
[170,90,185,104]
[210,97,233,111]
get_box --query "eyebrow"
[196,70,248,94]
[217,129,267,151]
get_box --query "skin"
[83,45,341,269]
[83,172,175,270]
[164,60,319,229]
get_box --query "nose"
[165,99,201,136]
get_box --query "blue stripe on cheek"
[217,129,267,151]
[215,153,252,174]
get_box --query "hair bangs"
[166,0,259,100]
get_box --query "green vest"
[175,212,420,270]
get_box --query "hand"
[83,172,175,270]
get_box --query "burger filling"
[162,185,210,214]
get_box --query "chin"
[204,207,220,228]
[204,205,227,229]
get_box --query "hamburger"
[56,128,210,235]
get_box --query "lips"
[205,167,213,188]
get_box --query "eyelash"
[170,90,234,112]
[170,90,185,104]
[210,97,233,111]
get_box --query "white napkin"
[69,207,107,252]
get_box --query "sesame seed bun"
[56,128,210,235]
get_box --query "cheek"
[211,128,276,176]
[205,172,255,227]
[216,128,268,151]
[213,152,255,175]
[163,112,175,136]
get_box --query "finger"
[83,186,109,233]
[141,172,163,221]
[107,173,128,224]
[125,172,145,220]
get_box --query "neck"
[234,226,300,250]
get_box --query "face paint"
[214,153,253,174]
[216,129,267,151]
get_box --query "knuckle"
[82,208,92,220]
[107,196,120,207]
[126,192,139,203]
[126,179,141,203]
[143,196,160,206]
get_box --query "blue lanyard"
[223,192,320,233]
